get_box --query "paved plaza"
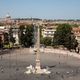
[0,48,80,80]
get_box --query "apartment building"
[42,24,57,38]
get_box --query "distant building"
[12,27,19,45]
[0,14,20,45]
[72,27,80,45]
[1,14,80,46]
[0,26,8,44]
[42,25,57,38]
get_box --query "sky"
[0,0,80,19]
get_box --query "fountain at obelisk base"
[25,24,51,74]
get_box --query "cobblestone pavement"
[0,48,80,80]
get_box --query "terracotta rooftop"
[73,27,80,32]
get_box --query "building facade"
[73,27,80,45]
[42,25,57,38]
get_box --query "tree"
[19,25,25,45]
[72,24,79,28]
[23,25,34,47]
[0,36,3,48]
[19,25,34,47]
[9,27,15,44]
[53,24,78,50]
[4,33,9,44]
[42,37,52,46]
[40,26,44,44]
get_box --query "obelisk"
[35,24,41,73]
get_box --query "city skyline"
[0,0,80,19]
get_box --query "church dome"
[6,13,11,18]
